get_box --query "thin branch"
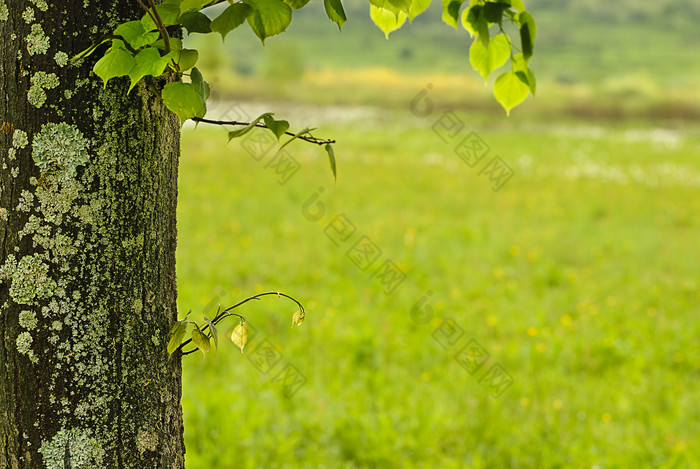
[178,292,306,355]
[135,0,158,27]
[102,35,139,55]
[192,117,336,146]
[147,0,171,54]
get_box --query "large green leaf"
[469,33,510,82]
[243,0,293,43]
[179,0,210,14]
[179,11,212,34]
[167,320,189,355]
[113,21,159,49]
[462,5,489,44]
[190,67,210,101]
[142,0,183,30]
[93,46,136,87]
[323,0,347,30]
[151,37,183,51]
[494,71,530,115]
[510,53,536,95]
[509,0,525,12]
[174,49,199,71]
[263,114,290,140]
[369,0,411,16]
[282,0,311,8]
[211,3,253,40]
[323,0,348,30]
[517,11,536,42]
[162,81,207,123]
[518,11,536,59]
[128,47,173,91]
[407,0,430,21]
[370,5,407,39]
[191,327,211,356]
[441,0,464,29]
[482,2,510,24]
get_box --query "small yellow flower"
[231,320,248,353]
[601,412,612,422]
[292,310,305,328]
[527,326,538,337]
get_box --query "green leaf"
[113,20,159,49]
[72,38,111,62]
[441,0,464,29]
[469,33,510,82]
[519,22,533,59]
[323,0,347,30]
[128,47,170,91]
[509,0,525,12]
[279,126,314,152]
[483,2,510,24]
[151,37,183,51]
[243,0,293,43]
[325,143,337,181]
[167,320,189,355]
[174,49,199,71]
[203,315,218,350]
[180,11,212,34]
[369,0,410,16]
[211,3,253,41]
[282,0,311,8]
[518,11,536,59]
[494,71,530,115]
[142,0,183,30]
[517,11,536,42]
[263,114,290,140]
[228,113,273,140]
[511,53,536,95]
[407,0,430,21]
[191,326,211,356]
[370,5,407,39]
[93,46,136,87]
[462,5,489,44]
[190,67,210,101]
[162,82,207,123]
[179,0,210,14]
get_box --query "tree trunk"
[0,1,185,468]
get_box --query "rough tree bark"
[0,1,185,467]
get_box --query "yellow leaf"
[231,320,248,353]
[191,327,211,356]
[291,310,305,328]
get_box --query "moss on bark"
[0,2,185,467]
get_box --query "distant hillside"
[189,0,700,87]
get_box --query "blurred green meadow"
[176,1,700,467]
[177,112,700,467]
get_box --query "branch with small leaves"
[167,292,307,357]
[73,0,536,129]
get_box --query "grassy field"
[176,102,700,467]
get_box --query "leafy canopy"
[76,0,537,166]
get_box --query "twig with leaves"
[169,292,306,357]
